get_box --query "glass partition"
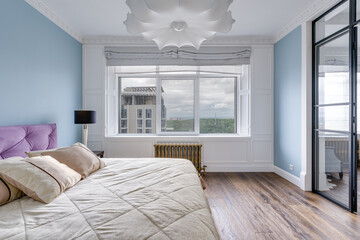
[315,132,350,208]
[315,32,351,209]
[313,0,358,212]
[315,1,349,42]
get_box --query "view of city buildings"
[116,66,241,135]
[119,84,236,134]
[120,86,166,133]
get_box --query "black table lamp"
[74,110,96,146]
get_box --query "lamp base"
[83,124,88,146]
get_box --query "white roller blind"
[104,46,251,66]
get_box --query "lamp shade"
[74,111,96,124]
[124,0,235,50]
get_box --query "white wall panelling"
[204,141,249,163]
[83,45,106,146]
[107,141,154,158]
[250,46,274,171]
[252,47,273,90]
[87,141,104,153]
[252,141,272,163]
[83,44,274,172]
[83,46,104,90]
[85,94,103,138]
[251,93,272,135]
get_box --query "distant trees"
[166,118,235,133]
[200,119,234,133]
[166,119,194,132]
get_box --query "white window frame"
[113,66,249,136]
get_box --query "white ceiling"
[38,0,314,40]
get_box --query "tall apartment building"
[120,86,166,134]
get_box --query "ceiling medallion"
[124,0,235,49]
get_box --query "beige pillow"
[25,147,62,157]
[0,156,81,203]
[41,142,105,179]
[0,179,9,205]
[0,177,24,206]
[0,157,24,206]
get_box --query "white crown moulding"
[82,36,274,46]
[26,0,341,45]
[24,0,83,43]
[274,0,342,43]
[124,0,236,49]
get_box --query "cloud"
[120,77,237,119]
[213,103,229,109]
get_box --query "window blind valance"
[104,46,251,66]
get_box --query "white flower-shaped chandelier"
[124,0,235,49]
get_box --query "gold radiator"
[154,143,207,175]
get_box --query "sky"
[121,77,236,119]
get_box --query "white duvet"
[0,158,219,240]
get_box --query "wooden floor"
[203,172,360,240]
[321,169,360,208]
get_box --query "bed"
[0,124,219,240]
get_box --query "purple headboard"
[0,124,57,159]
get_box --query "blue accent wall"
[274,26,302,177]
[0,0,82,147]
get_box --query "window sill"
[105,134,251,139]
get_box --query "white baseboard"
[300,171,312,191]
[273,166,301,188]
[206,165,274,172]
[207,165,302,189]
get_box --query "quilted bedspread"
[0,158,219,240]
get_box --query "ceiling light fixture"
[124,0,235,50]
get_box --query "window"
[146,109,152,118]
[137,120,142,128]
[146,120,152,128]
[162,79,194,132]
[161,105,166,118]
[119,78,156,134]
[111,65,249,135]
[200,78,236,133]
[121,108,127,118]
[137,109,142,118]
[121,120,127,128]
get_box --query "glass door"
[313,0,358,212]
[357,24,360,211]
[314,32,352,209]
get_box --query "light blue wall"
[274,26,302,177]
[0,0,82,147]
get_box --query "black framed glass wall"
[313,0,358,212]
